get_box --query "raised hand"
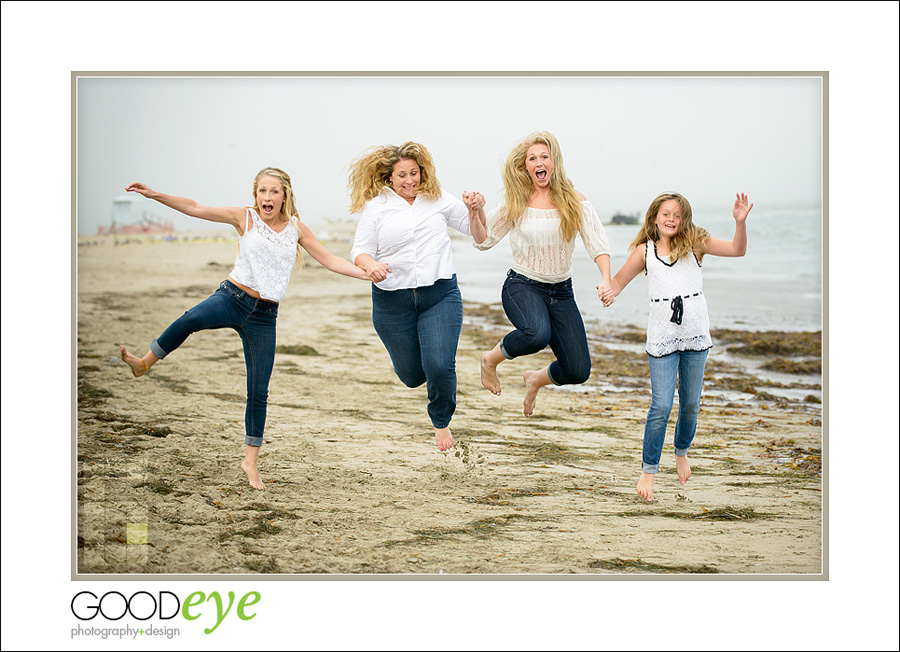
[733,192,754,222]
[125,182,155,198]
[462,191,485,212]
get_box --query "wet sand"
[76,233,823,576]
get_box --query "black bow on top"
[670,296,684,325]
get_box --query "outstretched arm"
[125,182,244,233]
[698,192,753,257]
[462,191,488,244]
[599,244,646,307]
[298,223,371,281]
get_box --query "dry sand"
[76,233,823,576]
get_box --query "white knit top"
[474,200,610,283]
[229,208,299,302]
[645,241,712,357]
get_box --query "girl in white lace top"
[604,191,753,503]
[118,168,369,490]
[467,131,612,416]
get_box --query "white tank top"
[645,241,712,357]
[229,208,299,302]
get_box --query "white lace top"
[645,241,712,357]
[229,208,299,302]
[474,200,610,283]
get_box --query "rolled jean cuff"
[149,340,169,359]
[547,364,562,386]
[675,447,690,457]
[245,435,263,447]
[641,462,660,474]
[498,336,514,360]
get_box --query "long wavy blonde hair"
[629,192,709,263]
[250,166,303,268]
[501,131,584,242]
[347,142,442,213]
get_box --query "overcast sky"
[77,74,821,233]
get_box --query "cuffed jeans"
[642,348,709,473]
[499,270,592,386]
[371,276,463,429]
[150,279,277,447]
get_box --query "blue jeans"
[371,276,463,429]
[150,280,278,447]
[499,270,591,386]
[642,349,709,473]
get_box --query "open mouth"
[535,170,548,181]
[261,203,275,215]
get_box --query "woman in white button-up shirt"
[468,131,612,416]
[349,142,486,451]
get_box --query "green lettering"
[182,591,204,621]
[237,592,261,621]
[203,591,236,634]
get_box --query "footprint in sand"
[452,440,486,473]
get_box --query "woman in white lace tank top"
[604,192,754,502]
[118,168,369,490]
[467,131,612,417]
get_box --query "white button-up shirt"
[350,189,472,290]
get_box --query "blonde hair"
[251,167,303,268]
[347,142,442,213]
[629,192,709,263]
[501,131,584,242]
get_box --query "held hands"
[364,260,392,283]
[596,281,616,308]
[733,192,754,222]
[462,191,486,213]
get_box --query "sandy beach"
[76,233,823,576]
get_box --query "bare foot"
[119,345,149,377]
[636,472,655,502]
[241,458,266,490]
[435,427,453,451]
[480,352,501,395]
[676,455,692,485]
[522,370,543,416]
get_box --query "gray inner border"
[71,70,828,582]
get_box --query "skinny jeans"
[371,276,463,429]
[642,349,709,473]
[150,279,277,447]
[499,270,592,386]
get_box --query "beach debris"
[589,558,719,574]
[711,329,821,358]
[275,344,320,356]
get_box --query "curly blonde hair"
[501,131,584,242]
[250,166,303,268]
[347,142,442,213]
[629,192,709,263]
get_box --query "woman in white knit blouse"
[467,131,612,416]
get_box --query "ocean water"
[452,206,823,333]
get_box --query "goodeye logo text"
[70,590,260,637]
